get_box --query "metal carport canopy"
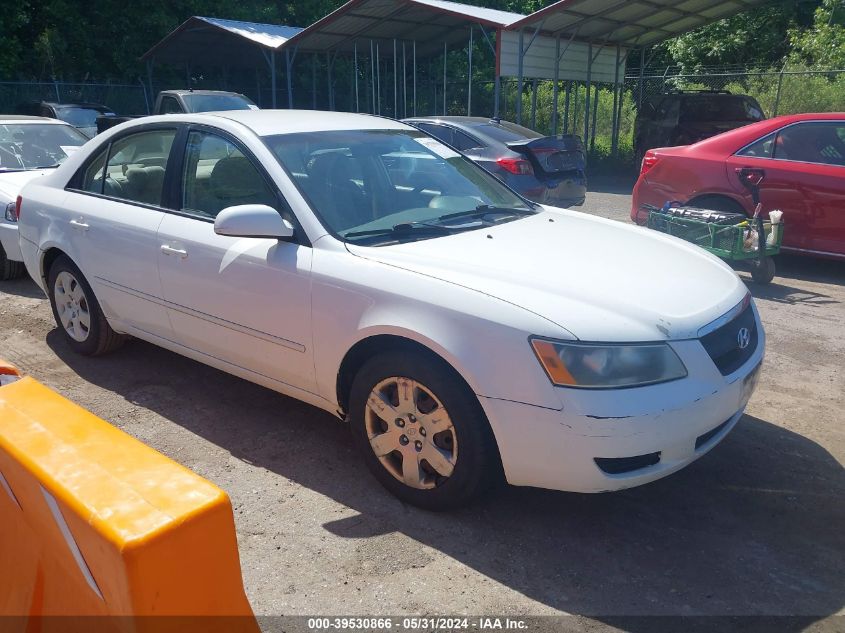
[141,16,303,68]
[507,0,771,47]
[281,0,525,57]
[140,16,303,108]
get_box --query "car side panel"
[156,213,317,394]
[51,189,171,337]
[309,245,568,411]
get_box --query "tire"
[47,255,125,355]
[348,350,502,510]
[689,195,746,215]
[750,257,776,284]
[0,244,25,281]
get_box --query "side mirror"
[214,204,294,240]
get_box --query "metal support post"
[467,26,473,116]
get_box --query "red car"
[632,112,845,260]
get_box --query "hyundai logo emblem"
[737,327,751,350]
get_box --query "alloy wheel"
[365,376,458,490]
[54,271,91,342]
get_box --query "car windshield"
[0,123,88,170]
[263,129,535,245]
[679,96,764,123]
[55,106,109,128]
[182,94,255,112]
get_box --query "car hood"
[346,209,748,342]
[0,169,52,201]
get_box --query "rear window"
[679,96,764,123]
[182,94,255,113]
[474,121,543,143]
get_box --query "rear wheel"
[0,245,25,281]
[349,350,502,510]
[47,255,125,355]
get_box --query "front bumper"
[479,319,765,493]
[0,221,22,262]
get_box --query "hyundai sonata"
[17,111,764,509]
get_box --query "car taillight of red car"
[640,151,660,176]
[497,157,534,176]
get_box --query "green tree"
[790,0,845,67]
[663,0,820,72]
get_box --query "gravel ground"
[0,180,842,631]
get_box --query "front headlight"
[531,338,687,389]
[4,202,15,223]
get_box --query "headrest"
[210,156,266,199]
[124,165,165,187]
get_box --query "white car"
[0,116,89,279]
[17,111,764,509]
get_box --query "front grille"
[594,452,661,475]
[700,304,758,375]
[695,419,731,450]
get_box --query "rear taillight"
[14,195,22,221]
[640,151,660,176]
[497,157,534,176]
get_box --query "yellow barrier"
[0,361,259,632]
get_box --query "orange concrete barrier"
[0,361,259,633]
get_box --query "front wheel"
[47,255,125,355]
[349,350,502,510]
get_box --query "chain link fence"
[3,67,842,166]
[0,81,150,115]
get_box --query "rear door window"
[737,132,776,159]
[103,129,176,205]
[415,123,453,146]
[450,129,484,151]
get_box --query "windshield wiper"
[344,222,458,240]
[437,204,536,223]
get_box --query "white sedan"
[17,111,764,509]
[0,116,89,279]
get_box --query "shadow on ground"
[46,331,844,626]
[0,275,44,299]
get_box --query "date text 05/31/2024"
[307,617,529,630]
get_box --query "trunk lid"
[507,135,586,176]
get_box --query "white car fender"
[309,245,568,411]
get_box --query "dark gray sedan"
[403,116,586,207]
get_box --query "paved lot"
[0,181,842,630]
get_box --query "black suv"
[634,90,765,164]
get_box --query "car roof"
[0,115,68,124]
[666,112,845,155]
[54,102,114,110]
[405,116,494,125]
[190,109,413,136]
[160,89,245,96]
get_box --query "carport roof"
[508,0,772,48]
[141,16,303,66]
[281,0,525,57]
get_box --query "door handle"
[69,219,89,231]
[160,244,188,259]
